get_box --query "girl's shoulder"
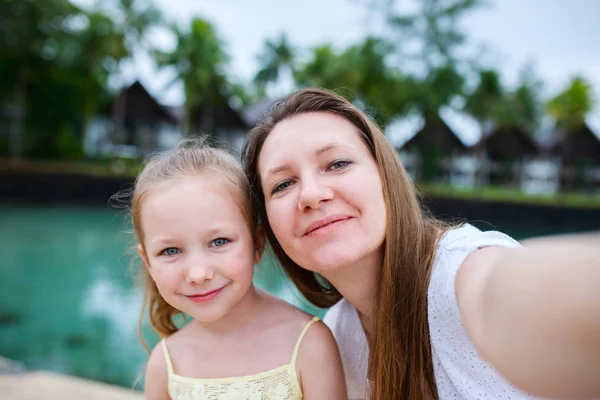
[258,290,317,332]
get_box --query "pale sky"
[74,0,600,140]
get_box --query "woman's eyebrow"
[264,142,348,178]
[265,164,290,178]
[315,142,345,157]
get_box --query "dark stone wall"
[0,171,134,206]
[423,195,600,236]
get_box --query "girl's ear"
[254,225,266,264]
[138,244,151,271]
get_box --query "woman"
[242,87,600,400]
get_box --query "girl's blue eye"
[210,238,229,247]
[161,247,181,256]
[272,180,293,194]
[329,160,351,170]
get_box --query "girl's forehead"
[140,175,252,233]
[140,173,242,210]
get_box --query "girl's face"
[138,174,262,323]
[258,112,387,276]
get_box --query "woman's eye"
[161,247,181,256]
[328,160,351,170]
[272,180,293,194]
[210,238,229,247]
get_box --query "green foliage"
[0,0,162,160]
[464,70,504,123]
[254,33,296,97]
[547,76,595,131]
[56,125,84,160]
[384,0,487,70]
[464,65,543,134]
[419,64,465,113]
[2,0,595,165]
[294,37,408,126]
[155,17,230,134]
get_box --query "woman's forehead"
[260,113,364,164]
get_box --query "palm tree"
[294,37,403,126]
[0,0,81,159]
[72,11,128,119]
[465,67,543,134]
[111,0,163,141]
[464,69,504,128]
[254,33,295,97]
[547,76,595,132]
[117,0,163,50]
[155,17,229,135]
[386,0,486,71]
[294,44,342,89]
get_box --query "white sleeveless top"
[324,224,546,400]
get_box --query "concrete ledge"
[0,371,143,400]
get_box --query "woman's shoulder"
[323,299,361,338]
[428,223,522,337]
[429,223,521,299]
[437,223,521,255]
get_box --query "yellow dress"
[161,317,320,400]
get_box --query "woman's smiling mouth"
[304,215,352,237]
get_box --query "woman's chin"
[300,250,362,275]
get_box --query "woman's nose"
[297,175,334,211]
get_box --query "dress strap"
[160,338,174,376]
[291,316,320,365]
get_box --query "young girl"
[128,141,347,400]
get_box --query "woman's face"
[258,111,387,276]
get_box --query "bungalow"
[545,119,600,192]
[84,81,252,158]
[183,98,251,152]
[84,81,180,158]
[475,124,540,188]
[387,107,472,184]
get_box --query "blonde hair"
[127,139,255,350]
[243,88,451,400]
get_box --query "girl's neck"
[192,285,265,336]
[322,249,382,334]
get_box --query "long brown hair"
[242,88,447,399]
[120,139,256,350]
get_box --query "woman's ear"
[254,225,266,264]
[138,244,151,272]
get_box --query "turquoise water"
[0,205,587,389]
[0,205,321,388]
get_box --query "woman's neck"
[322,249,382,333]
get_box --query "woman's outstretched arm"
[456,232,600,399]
